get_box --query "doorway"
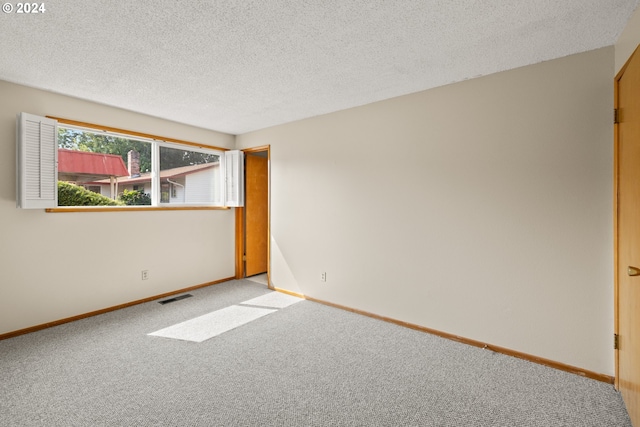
[235,146,270,288]
[615,45,640,426]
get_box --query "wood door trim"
[243,145,271,154]
[614,44,640,390]
[235,206,245,279]
[614,55,621,390]
[235,145,272,288]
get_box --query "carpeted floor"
[0,280,632,426]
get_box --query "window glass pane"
[159,145,221,204]
[57,126,152,206]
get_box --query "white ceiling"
[0,1,638,135]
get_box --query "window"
[16,113,243,209]
[158,145,220,205]
[85,186,102,194]
[57,125,153,206]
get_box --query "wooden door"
[245,154,268,277]
[616,46,640,426]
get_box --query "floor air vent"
[159,294,193,305]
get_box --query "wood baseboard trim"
[0,277,235,341]
[273,287,614,384]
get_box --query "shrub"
[119,189,152,206]
[58,181,123,206]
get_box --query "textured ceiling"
[0,1,638,135]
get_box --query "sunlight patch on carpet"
[241,292,302,309]
[148,305,276,342]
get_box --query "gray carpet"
[0,280,631,426]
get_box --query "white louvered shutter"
[17,113,58,209]
[224,150,244,207]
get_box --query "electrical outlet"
[321,272,326,282]
[141,270,149,280]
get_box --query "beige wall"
[0,80,236,335]
[616,4,640,73]
[237,47,615,375]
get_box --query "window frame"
[18,114,241,212]
[155,140,224,207]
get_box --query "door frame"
[235,145,272,289]
[613,44,640,390]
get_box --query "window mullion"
[151,141,160,206]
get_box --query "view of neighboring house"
[57,148,220,204]
[90,162,220,204]
[57,149,129,199]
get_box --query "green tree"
[58,127,152,173]
[119,189,152,206]
[58,128,220,173]
[159,146,219,170]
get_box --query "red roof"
[58,149,129,177]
